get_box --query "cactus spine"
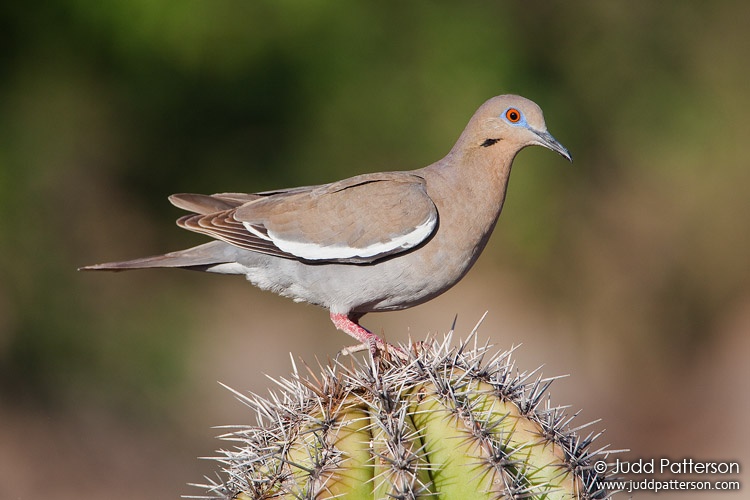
[195,329,615,499]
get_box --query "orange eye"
[505,108,521,123]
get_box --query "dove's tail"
[78,241,233,272]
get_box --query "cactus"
[193,324,616,499]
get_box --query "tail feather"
[79,241,233,272]
[168,192,263,214]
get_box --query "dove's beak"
[534,130,572,163]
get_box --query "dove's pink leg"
[330,312,406,359]
[330,312,380,352]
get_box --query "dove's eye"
[505,108,522,123]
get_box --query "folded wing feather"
[173,173,438,264]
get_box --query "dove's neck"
[419,142,521,273]
[430,140,519,214]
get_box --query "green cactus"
[194,327,615,499]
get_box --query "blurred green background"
[1,2,748,498]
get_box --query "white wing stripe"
[244,223,273,241]
[243,214,436,261]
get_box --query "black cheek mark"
[481,138,500,147]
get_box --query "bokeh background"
[1,2,748,498]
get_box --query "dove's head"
[462,94,572,162]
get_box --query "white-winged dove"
[81,95,571,355]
